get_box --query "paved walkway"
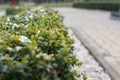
[0,6,5,16]
[54,7,120,79]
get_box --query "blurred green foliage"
[6,2,34,15]
[73,2,120,11]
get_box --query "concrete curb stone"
[70,27,120,80]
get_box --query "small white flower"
[26,11,31,14]
[14,15,19,18]
[40,9,45,13]
[9,22,12,25]
[37,30,40,34]
[11,26,15,30]
[24,24,29,28]
[34,13,37,17]
[29,15,33,19]
[19,36,32,43]
[0,38,3,43]
[7,47,13,51]
[41,12,48,17]
[36,53,42,58]
[25,17,29,21]
[15,46,22,51]
[13,23,19,28]
[9,23,15,30]
[7,17,10,21]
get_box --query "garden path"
[0,5,5,16]
[54,7,120,80]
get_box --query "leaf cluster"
[0,7,86,80]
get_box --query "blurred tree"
[11,0,17,6]
[0,0,4,4]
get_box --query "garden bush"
[0,7,87,80]
[6,6,23,15]
[73,2,120,11]
[6,2,33,15]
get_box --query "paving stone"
[104,57,119,66]
[54,7,120,80]
[116,57,120,63]
[69,29,111,80]
[112,65,120,75]
[110,52,120,57]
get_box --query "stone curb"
[70,27,120,80]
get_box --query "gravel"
[68,29,111,80]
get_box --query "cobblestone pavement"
[69,29,111,80]
[54,7,120,79]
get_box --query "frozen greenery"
[0,7,87,80]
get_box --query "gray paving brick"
[54,7,120,80]
[104,57,119,66]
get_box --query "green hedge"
[0,7,87,80]
[6,2,33,15]
[6,6,23,15]
[73,2,120,11]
